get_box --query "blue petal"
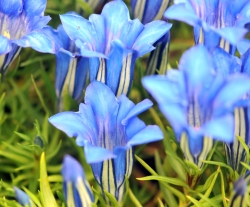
[23,0,46,17]
[12,31,56,53]
[49,104,97,145]
[132,20,172,57]
[203,114,234,143]
[213,27,247,45]
[84,144,116,163]
[159,104,187,139]
[85,81,119,120]
[101,0,130,54]
[237,39,250,55]
[62,155,85,182]
[164,3,201,27]
[179,45,213,95]
[125,117,146,139]
[27,16,51,31]
[60,14,96,51]
[0,36,12,55]
[211,47,241,78]
[106,39,132,94]
[142,75,182,104]
[120,19,144,48]
[122,99,153,125]
[14,187,31,206]
[213,74,250,115]
[126,125,163,146]
[89,14,106,54]
[117,94,135,124]
[72,57,89,100]
[55,52,72,97]
[0,0,22,16]
[75,39,106,58]
[241,48,250,75]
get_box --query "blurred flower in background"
[62,155,94,207]
[143,45,250,168]
[0,0,56,76]
[60,0,171,96]
[43,24,89,111]
[229,177,248,207]
[165,0,250,54]
[49,81,163,201]
[14,187,31,207]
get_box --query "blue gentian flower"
[131,0,170,24]
[14,187,31,207]
[0,0,56,75]
[49,81,163,201]
[60,0,171,96]
[62,155,94,207]
[164,0,250,54]
[212,47,250,173]
[229,177,247,207]
[143,45,250,168]
[43,24,89,111]
[131,0,170,75]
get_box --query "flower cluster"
[4,0,250,206]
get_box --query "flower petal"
[0,0,23,16]
[203,114,234,143]
[213,74,250,115]
[0,36,12,55]
[101,0,130,54]
[12,30,56,53]
[85,81,119,120]
[132,20,172,57]
[164,3,201,26]
[23,0,47,17]
[126,125,163,146]
[179,45,213,95]
[122,99,153,125]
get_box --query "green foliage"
[0,1,250,207]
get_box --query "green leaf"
[135,155,157,175]
[128,189,143,207]
[39,152,58,207]
[103,190,119,207]
[137,175,189,188]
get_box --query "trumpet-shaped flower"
[212,47,250,173]
[131,0,170,24]
[131,0,170,75]
[164,0,250,54]
[229,177,248,207]
[60,0,171,96]
[49,81,163,201]
[0,0,56,75]
[43,24,89,111]
[14,187,31,207]
[62,155,94,207]
[143,45,250,168]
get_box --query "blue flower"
[62,155,94,207]
[229,177,248,207]
[142,45,250,168]
[60,0,171,96]
[212,47,250,173]
[130,0,171,75]
[49,81,163,201]
[131,0,170,24]
[0,0,56,75]
[43,24,89,111]
[164,0,250,54]
[14,187,31,207]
